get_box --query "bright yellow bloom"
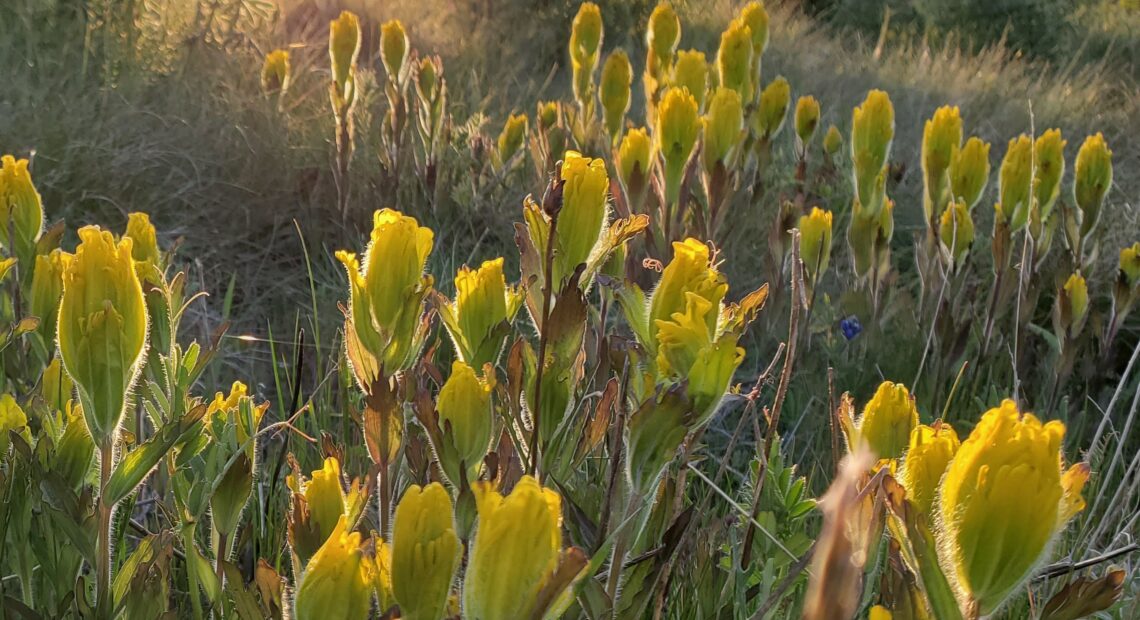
[823,124,843,156]
[755,76,790,140]
[798,207,833,283]
[855,381,918,460]
[439,257,522,369]
[124,212,162,284]
[329,11,361,92]
[600,50,632,141]
[939,200,975,264]
[29,248,71,346]
[937,400,1088,616]
[1120,242,1140,288]
[294,516,373,620]
[949,136,991,209]
[739,1,770,57]
[58,226,147,447]
[465,476,570,619]
[554,151,609,287]
[337,209,433,381]
[391,483,460,620]
[921,106,962,215]
[1034,129,1066,219]
[794,95,820,144]
[0,394,29,456]
[497,113,528,165]
[656,87,700,206]
[0,155,44,259]
[654,292,744,421]
[673,50,708,109]
[900,422,959,516]
[717,19,754,104]
[701,87,744,174]
[851,90,895,218]
[379,19,409,82]
[618,127,653,190]
[1074,133,1113,236]
[648,239,728,336]
[436,361,494,475]
[303,458,348,547]
[998,134,1033,230]
[261,49,291,93]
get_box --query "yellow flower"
[0,394,29,456]
[41,355,75,414]
[798,207,833,283]
[673,50,709,109]
[465,476,572,619]
[329,11,361,93]
[851,90,895,218]
[869,606,893,620]
[949,136,991,209]
[380,19,409,83]
[1060,271,1089,335]
[436,361,494,477]
[739,1,770,58]
[1074,133,1113,237]
[415,56,440,103]
[370,538,394,612]
[654,292,744,421]
[124,212,162,284]
[998,134,1033,230]
[794,95,820,144]
[1120,242,1140,288]
[57,226,147,448]
[569,2,604,103]
[618,127,653,192]
[29,248,71,346]
[855,381,918,460]
[1034,129,1066,220]
[0,155,44,261]
[303,458,348,547]
[900,422,959,516]
[648,239,727,338]
[439,257,522,369]
[823,124,843,156]
[497,113,529,166]
[337,209,434,381]
[646,2,681,67]
[600,50,632,141]
[937,400,1088,616]
[754,76,790,140]
[554,151,609,288]
[391,483,460,620]
[921,106,962,215]
[701,87,744,174]
[656,87,700,206]
[261,49,291,93]
[717,19,754,104]
[939,200,975,264]
[294,516,373,620]
[537,100,560,131]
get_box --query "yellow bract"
[380,19,409,82]
[465,476,566,619]
[555,151,609,287]
[437,361,494,474]
[701,87,743,174]
[998,134,1033,230]
[900,422,959,516]
[937,400,1087,616]
[673,50,709,109]
[57,226,147,448]
[304,458,348,547]
[656,87,700,205]
[939,200,975,264]
[1074,132,1113,235]
[0,155,44,259]
[440,257,521,369]
[755,76,790,140]
[739,1,770,57]
[329,11,361,92]
[1120,242,1140,287]
[600,50,632,140]
[851,90,895,218]
[294,515,373,620]
[717,19,754,105]
[647,2,680,63]
[798,207,833,282]
[569,2,603,103]
[125,212,162,284]
[1034,129,1066,219]
[29,248,71,345]
[391,483,460,620]
[823,124,843,156]
[949,136,991,209]
[794,95,820,144]
[1062,271,1089,332]
[497,113,529,165]
[921,106,962,214]
[0,394,29,456]
[618,127,653,189]
[855,381,918,460]
[261,48,290,93]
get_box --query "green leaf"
[103,405,206,506]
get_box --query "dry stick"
[1034,543,1140,581]
[913,218,957,390]
[741,231,803,569]
[1012,231,1033,406]
[1085,376,1140,548]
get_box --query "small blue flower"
[840,315,862,341]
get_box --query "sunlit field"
[1,0,1139,618]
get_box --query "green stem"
[96,441,114,617]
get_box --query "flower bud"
[851,90,895,218]
[294,516,373,620]
[436,361,494,479]
[29,248,70,347]
[794,95,820,144]
[647,2,680,69]
[939,199,975,265]
[949,136,991,209]
[701,86,743,174]
[497,113,528,166]
[537,100,559,131]
[0,394,29,457]
[754,76,790,140]
[569,3,603,103]
[439,258,522,370]
[1074,133,1113,238]
[998,134,1033,231]
[392,483,460,620]
[798,207,833,283]
[937,400,1088,616]
[823,124,842,157]
[716,19,754,105]
[739,1,770,58]
[0,155,45,263]
[1033,129,1066,220]
[656,87,700,206]
[600,50,632,141]
[618,127,653,207]
[304,457,348,547]
[673,50,709,109]
[336,209,433,382]
[554,151,609,287]
[1120,242,1140,289]
[921,106,962,216]
[58,226,147,447]
[416,56,439,102]
[329,12,361,93]
[1058,271,1089,337]
[855,381,918,460]
[900,422,959,516]
[261,49,291,94]
[125,212,162,285]
[380,19,409,83]
[465,476,575,619]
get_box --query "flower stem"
[96,440,113,617]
